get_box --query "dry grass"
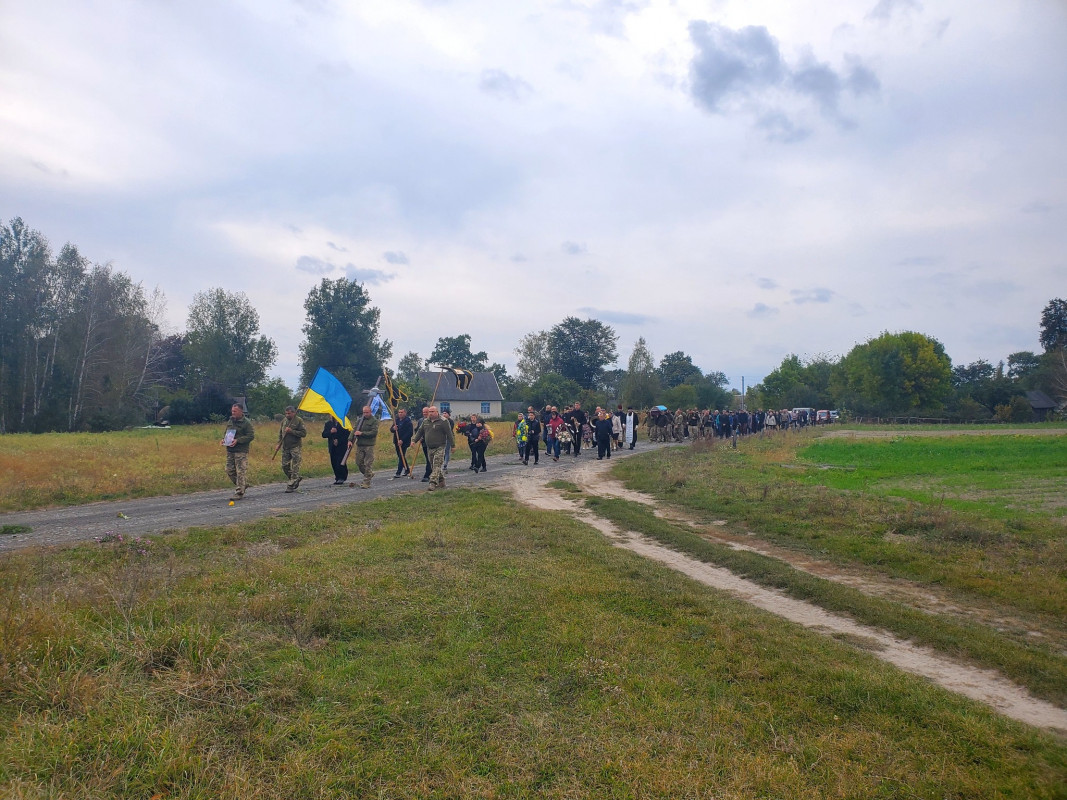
[0,419,518,511]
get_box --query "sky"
[2,0,1065,393]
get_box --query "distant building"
[418,371,504,419]
[1025,390,1058,422]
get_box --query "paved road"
[0,444,663,553]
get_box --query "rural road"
[0,443,672,553]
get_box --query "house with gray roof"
[419,371,504,419]
[1025,390,1058,422]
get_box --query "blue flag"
[370,393,392,420]
[297,368,353,428]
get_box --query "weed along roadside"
[1,428,1066,797]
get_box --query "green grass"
[584,494,1067,707]
[797,435,1067,519]
[611,434,1067,630]
[1,490,1064,797]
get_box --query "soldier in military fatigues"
[349,405,380,488]
[279,405,307,492]
[658,410,672,441]
[411,405,455,491]
[646,408,659,442]
[222,403,255,500]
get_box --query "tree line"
[2,217,1064,431]
[0,218,391,432]
[752,308,1067,420]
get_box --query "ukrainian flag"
[298,368,353,428]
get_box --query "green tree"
[1039,298,1067,352]
[514,330,551,385]
[299,278,391,392]
[621,337,659,409]
[428,334,488,371]
[758,354,835,410]
[488,362,511,395]
[525,373,582,408]
[691,374,732,410]
[597,367,626,402]
[1007,351,1041,383]
[65,266,165,431]
[757,354,807,409]
[547,317,618,389]
[657,351,702,388]
[186,289,277,394]
[0,217,52,432]
[661,384,697,410]
[396,351,423,381]
[245,377,295,417]
[951,359,1013,413]
[832,331,952,415]
[1,219,171,431]
[1049,348,1067,403]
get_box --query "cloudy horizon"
[2,0,1064,392]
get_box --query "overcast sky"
[2,0,1065,392]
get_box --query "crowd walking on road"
[226,398,806,500]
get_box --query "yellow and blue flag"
[298,368,353,428]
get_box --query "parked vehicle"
[816,410,831,424]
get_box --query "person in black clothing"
[565,402,588,457]
[389,407,414,478]
[594,411,614,459]
[322,417,351,485]
[523,411,541,464]
[466,414,489,472]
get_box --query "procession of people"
[225,394,802,499]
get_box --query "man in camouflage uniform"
[279,405,307,492]
[410,405,455,491]
[349,405,379,489]
[222,403,255,500]
[658,409,672,441]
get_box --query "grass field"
[610,428,1067,705]
[0,418,521,512]
[1,489,1065,798]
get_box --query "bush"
[953,397,992,422]
[166,386,235,424]
[1009,395,1032,422]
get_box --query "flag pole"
[430,367,444,405]
[383,369,412,477]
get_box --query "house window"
[439,402,450,413]
[481,402,491,415]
